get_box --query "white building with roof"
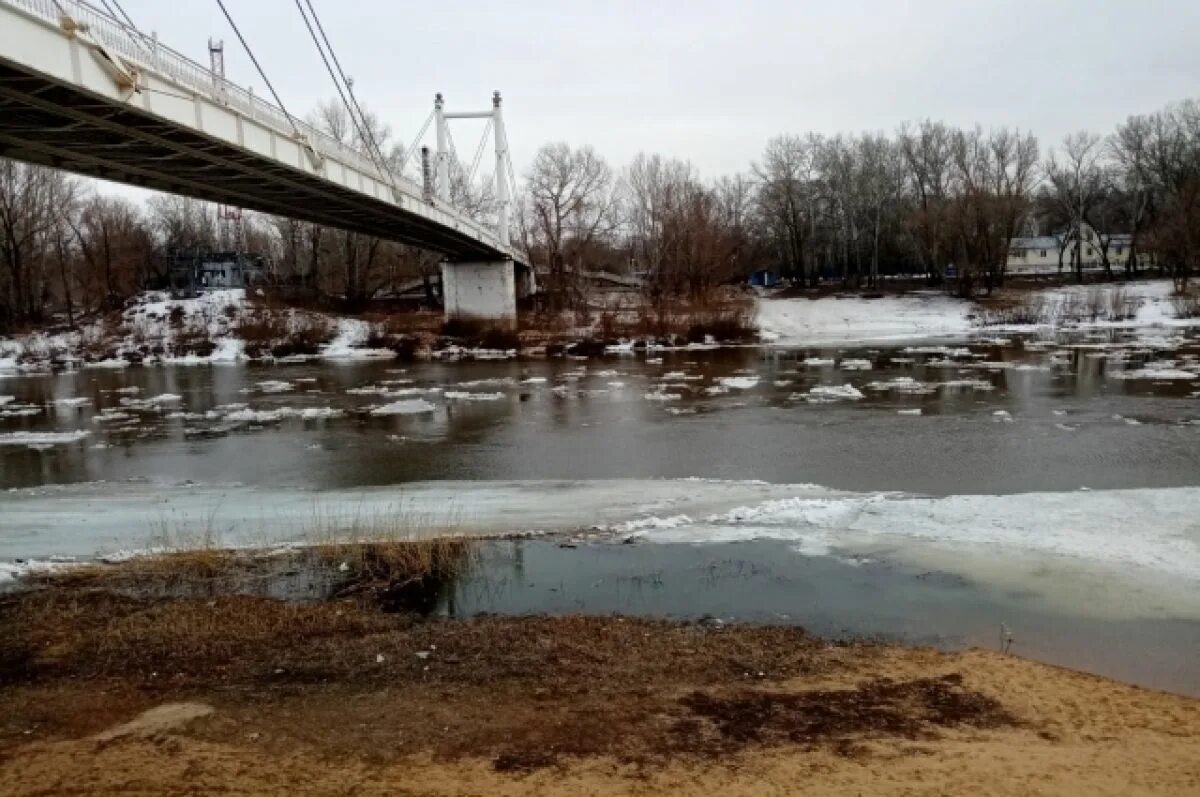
[1007,219,1147,275]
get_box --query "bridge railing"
[4,0,505,249]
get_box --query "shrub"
[271,315,333,358]
[685,307,757,343]
[235,312,288,358]
[1172,293,1200,319]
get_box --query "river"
[2,326,1199,693]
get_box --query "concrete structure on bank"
[442,261,517,325]
[0,0,521,321]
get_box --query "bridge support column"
[441,260,517,328]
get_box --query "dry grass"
[978,285,1141,326]
[1172,291,1200,319]
[440,316,521,350]
[233,310,333,358]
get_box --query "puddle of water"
[46,538,1196,696]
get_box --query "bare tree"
[1043,132,1108,281]
[898,120,955,283]
[524,142,619,308]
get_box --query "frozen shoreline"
[3,478,1198,622]
[757,279,1199,346]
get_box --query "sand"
[1,647,1196,796]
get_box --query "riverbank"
[1,566,1197,795]
[0,289,758,374]
[4,278,1195,375]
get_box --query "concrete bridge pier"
[440,260,517,328]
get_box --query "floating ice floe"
[1115,367,1197,380]
[119,393,182,410]
[0,396,15,406]
[251,380,295,394]
[793,384,865,403]
[81,357,130,369]
[940,379,996,391]
[53,397,92,407]
[897,408,923,416]
[93,410,136,423]
[644,391,683,402]
[839,359,873,371]
[297,407,344,420]
[0,407,41,418]
[369,399,437,416]
[520,376,548,384]
[864,377,937,395]
[802,357,835,367]
[444,391,505,401]
[0,430,90,447]
[718,376,759,390]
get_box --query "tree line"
[3,96,1199,331]
[520,97,1200,301]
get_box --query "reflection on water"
[69,537,1197,696]
[1,331,1198,494]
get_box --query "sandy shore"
[1,572,1197,795]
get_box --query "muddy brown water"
[1,332,1198,494]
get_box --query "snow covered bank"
[758,280,1200,346]
[0,290,408,372]
[758,291,974,345]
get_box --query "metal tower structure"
[434,91,512,247]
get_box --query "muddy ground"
[1,581,1198,795]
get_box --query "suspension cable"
[399,110,435,176]
[213,0,304,139]
[468,118,493,183]
[291,0,382,169]
[301,0,394,174]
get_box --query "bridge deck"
[0,0,513,263]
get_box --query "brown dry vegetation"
[1,550,1197,795]
[0,593,1197,795]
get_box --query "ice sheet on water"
[444,391,505,401]
[865,377,937,394]
[792,384,865,403]
[718,376,760,389]
[369,399,437,416]
[0,430,89,447]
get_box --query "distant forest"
[3,96,1198,331]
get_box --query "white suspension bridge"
[0,0,524,321]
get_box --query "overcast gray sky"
[113,0,1200,180]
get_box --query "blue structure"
[747,269,781,288]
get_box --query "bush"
[389,336,420,361]
[235,312,289,358]
[1172,293,1200,319]
[271,315,333,358]
[685,307,757,343]
[441,315,520,351]
[479,326,521,351]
